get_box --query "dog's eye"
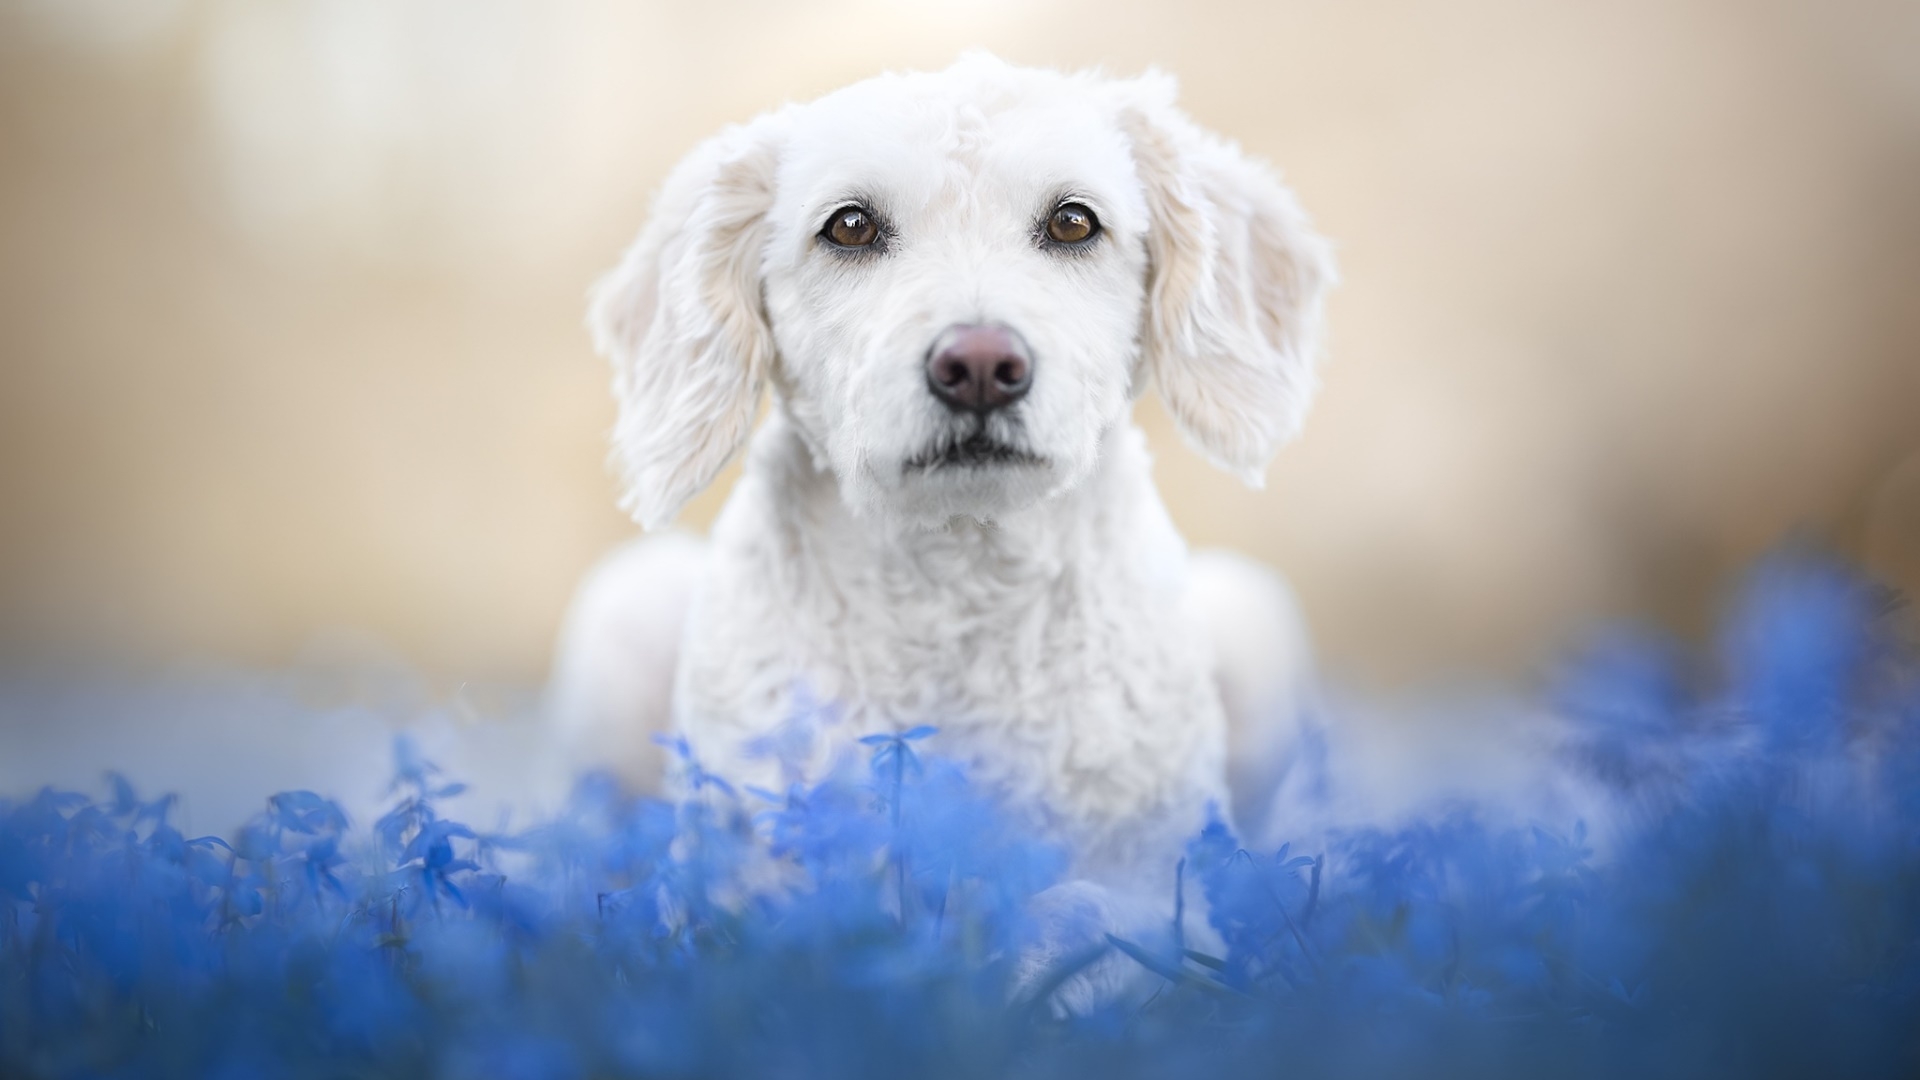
[823,206,880,248]
[1046,203,1099,245]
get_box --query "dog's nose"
[925,324,1032,413]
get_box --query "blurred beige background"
[1,0,1916,688]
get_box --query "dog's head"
[591,55,1333,530]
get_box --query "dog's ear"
[1116,75,1335,486]
[588,111,787,529]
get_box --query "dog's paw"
[1011,880,1156,1018]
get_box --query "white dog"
[551,56,1332,905]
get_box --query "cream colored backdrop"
[2,0,1916,684]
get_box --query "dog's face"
[592,56,1333,530]
[759,76,1150,524]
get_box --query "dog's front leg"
[547,532,706,792]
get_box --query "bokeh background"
[3,0,1917,691]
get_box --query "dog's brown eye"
[1046,203,1098,244]
[824,207,879,248]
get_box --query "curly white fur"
[555,55,1333,897]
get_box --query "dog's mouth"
[902,430,1045,474]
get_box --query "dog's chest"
[674,477,1228,869]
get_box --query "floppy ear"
[587,111,787,529]
[1117,76,1336,486]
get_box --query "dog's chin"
[859,436,1062,530]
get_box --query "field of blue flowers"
[4,554,1918,1079]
